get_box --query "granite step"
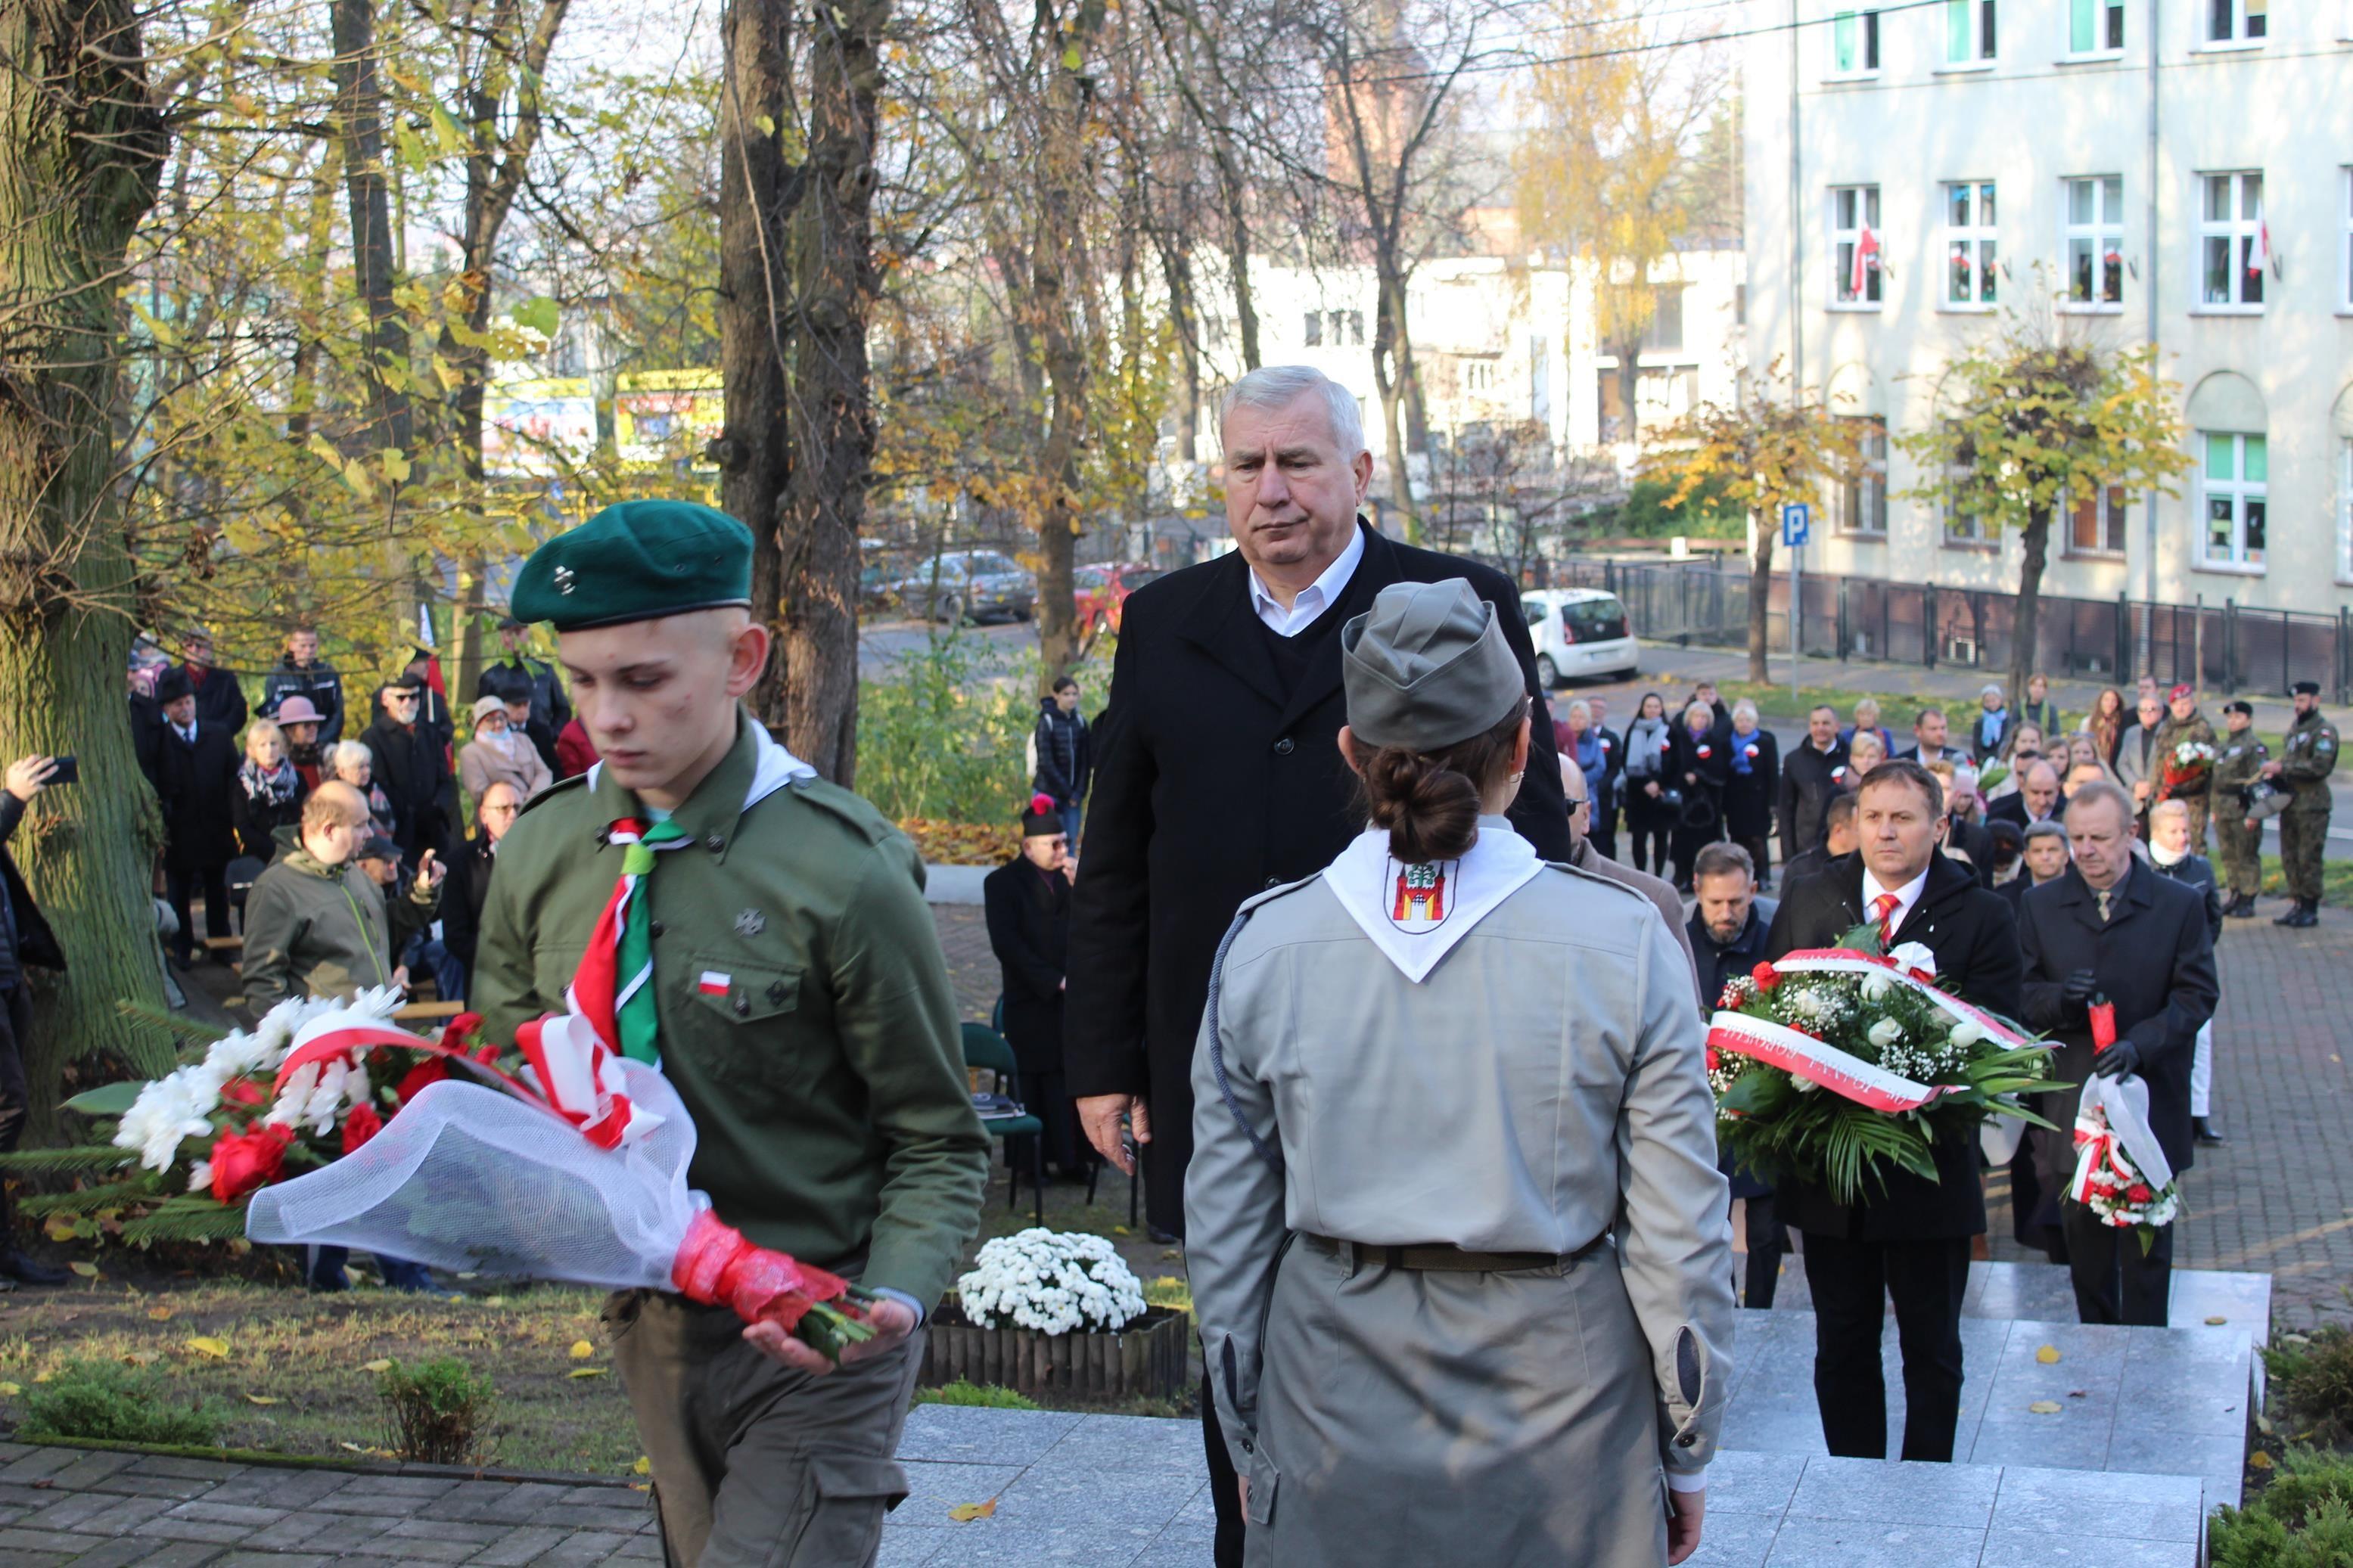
[1760,1257,2272,1349]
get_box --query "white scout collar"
[1322,815,1543,983]
[586,719,817,843]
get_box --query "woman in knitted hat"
[457,692,552,811]
[1186,577,1733,1567]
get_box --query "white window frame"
[1830,185,1883,309]
[1942,465,1991,546]
[1830,8,1881,75]
[1462,359,1497,394]
[2341,168,2353,313]
[2204,0,2266,46]
[2063,175,2126,311]
[2198,430,2268,573]
[1943,0,1997,64]
[1838,415,1888,536]
[2197,171,2265,312]
[2066,0,2125,53]
[2065,483,2130,557]
[1943,181,1998,309]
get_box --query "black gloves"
[2060,968,2099,1018]
[2093,1038,2143,1079]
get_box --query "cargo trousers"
[605,1290,922,1568]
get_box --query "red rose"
[1752,962,1780,992]
[1705,1046,1722,1073]
[209,1123,294,1203]
[395,1058,449,1106]
[342,1101,384,1155]
[216,1078,266,1108]
[2126,1183,2151,1203]
[436,1011,487,1054]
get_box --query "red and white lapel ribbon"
[1707,948,2029,1114]
[2068,1069,2174,1203]
[272,1004,663,1150]
[567,818,648,1056]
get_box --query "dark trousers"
[2063,1204,2173,1326]
[1742,1194,1788,1307]
[1736,834,1772,886]
[165,861,231,962]
[0,983,30,1159]
[1669,821,1721,889]
[1624,800,1671,875]
[1589,807,1618,866]
[1202,1375,1244,1566]
[1801,1231,1972,1462]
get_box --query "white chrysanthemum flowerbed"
[954,1228,1148,1336]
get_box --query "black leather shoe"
[2292,905,2320,928]
[2224,895,2257,918]
[2194,1119,2227,1147]
[0,1251,69,1286]
[2274,902,2302,926]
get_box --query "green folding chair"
[987,998,1132,1221]
[961,1021,1044,1226]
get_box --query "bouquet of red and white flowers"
[1709,927,2053,1205]
[2067,999,2180,1254]
[2,990,495,1245]
[2157,739,2218,801]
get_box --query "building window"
[2199,172,2266,308]
[1462,359,1497,394]
[1832,8,1880,71]
[2065,176,2125,306]
[1945,0,1996,61]
[1832,185,1882,306]
[2069,485,2129,554]
[1838,416,1888,535]
[1944,182,1997,306]
[2207,0,2264,42]
[2070,0,2125,50]
[1302,312,1322,347]
[2200,431,2267,568]
[1942,465,1988,544]
[1643,286,1686,352]
[2342,168,2352,310]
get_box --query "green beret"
[511,499,754,632]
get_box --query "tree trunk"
[716,0,795,720]
[0,0,173,1135]
[1610,338,1643,445]
[331,0,410,460]
[1748,512,1776,683]
[1372,269,1418,541]
[774,0,885,784]
[2010,506,2051,709]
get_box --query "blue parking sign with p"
[1781,503,1811,548]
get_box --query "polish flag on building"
[2248,218,2270,277]
[1850,225,1882,297]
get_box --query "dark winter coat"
[984,855,1071,1076]
[361,713,453,859]
[232,761,306,862]
[260,657,346,745]
[0,791,66,986]
[173,664,248,734]
[152,719,242,871]
[2019,863,2217,1176]
[1776,738,1850,858]
[1668,722,1729,831]
[2151,851,2223,945]
[1720,725,1779,842]
[1761,849,2024,1241]
[1061,520,1571,1234]
[439,832,500,974]
[1031,702,1093,809]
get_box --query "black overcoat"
[1776,738,1849,855]
[1721,727,1779,841]
[362,715,453,859]
[1761,849,2024,1240]
[152,722,241,871]
[1061,521,1571,1234]
[984,856,1071,1077]
[2018,865,2216,1175]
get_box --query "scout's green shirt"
[473,713,988,1309]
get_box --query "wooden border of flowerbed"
[917,1303,1189,1401]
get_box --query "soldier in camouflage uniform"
[2209,700,2268,918]
[2263,680,2339,928]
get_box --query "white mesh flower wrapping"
[245,1060,703,1289]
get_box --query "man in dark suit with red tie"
[1761,759,2022,1464]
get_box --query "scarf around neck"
[1321,816,1543,983]
[240,757,300,806]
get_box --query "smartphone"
[48,756,77,786]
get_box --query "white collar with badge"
[1323,815,1543,983]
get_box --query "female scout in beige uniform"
[1186,579,1735,1566]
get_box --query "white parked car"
[1518,589,1640,688]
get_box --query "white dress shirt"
[1247,523,1365,637]
[1862,863,1931,937]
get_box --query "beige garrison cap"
[1340,578,1525,751]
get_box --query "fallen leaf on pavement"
[146,1306,174,1321]
[569,1340,596,1360]
[2205,1316,2228,1326]
[2034,1345,2060,1365]
[184,1337,231,1358]
[2027,1401,2063,1414]
[633,1458,652,1476]
[2249,1452,2274,1470]
[948,1499,998,1523]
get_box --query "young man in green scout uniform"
[473,499,988,1568]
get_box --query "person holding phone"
[0,756,69,1285]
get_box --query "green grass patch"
[914,1379,1040,1410]
[19,1358,222,1446]
[2258,854,2353,911]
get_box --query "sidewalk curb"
[922,865,988,905]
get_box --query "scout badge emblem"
[1387,859,1456,931]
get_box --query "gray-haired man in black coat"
[2019,780,2216,1326]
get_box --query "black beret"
[2291,681,2321,697]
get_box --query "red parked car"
[1073,563,1164,637]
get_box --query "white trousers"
[2190,1020,2214,1119]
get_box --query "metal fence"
[1547,557,2353,702]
